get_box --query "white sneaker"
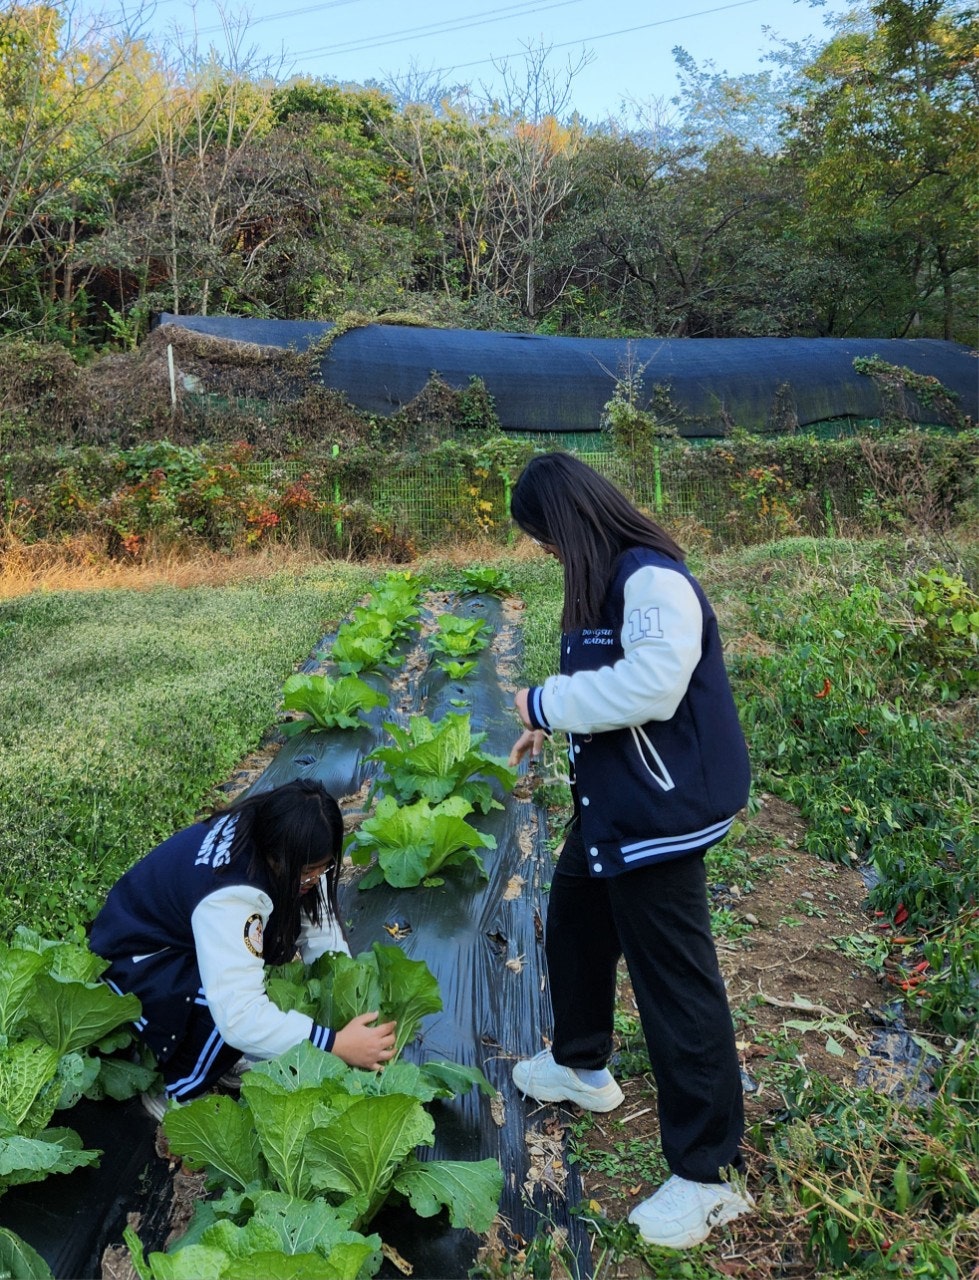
[140,1090,170,1123]
[512,1050,624,1112]
[629,1174,754,1249]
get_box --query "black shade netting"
[157,314,978,435]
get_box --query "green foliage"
[601,368,678,463]
[428,614,489,661]
[267,943,444,1065]
[0,1228,54,1280]
[728,543,979,1034]
[853,357,970,430]
[326,572,425,672]
[366,712,515,812]
[459,565,514,596]
[769,1056,979,1271]
[0,929,147,1203]
[902,566,979,699]
[158,1039,502,1239]
[280,674,388,735]
[347,795,495,889]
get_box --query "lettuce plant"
[366,712,515,812]
[347,795,496,889]
[280,673,388,735]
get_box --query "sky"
[119,0,855,121]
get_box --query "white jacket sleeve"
[192,884,332,1059]
[298,885,351,964]
[538,565,703,734]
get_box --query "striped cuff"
[309,1023,336,1053]
[526,686,551,732]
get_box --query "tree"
[0,1,158,338]
[784,0,979,340]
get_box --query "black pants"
[546,824,744,1183]
[159,1003,242,1102]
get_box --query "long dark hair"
[510,452,685,630]
[208,779,345,965]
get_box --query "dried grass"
[0,537,325,599]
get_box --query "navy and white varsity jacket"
[88,814,349,1063]
[524,547,750,876]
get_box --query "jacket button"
[590,847,599,856]
[593,863,603,873]
[573,744,580,754]
[581,796,589,805]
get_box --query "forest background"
[0,0,976,355]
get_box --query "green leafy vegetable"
[330,622,394,675]
[367,712,515,812]
[433,658,478,679]
[161,1042,501,1239]
[280,673,388,735]
[427,615,489,660]
[347,795,495,889]
[267,944,442,1065]
[0,1227,55,1279]
[0,932,146,1197]
[459,566,513,596]
[394,1155,504,1232]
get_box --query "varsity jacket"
[88,814,349,1063]
[524,547,750,876]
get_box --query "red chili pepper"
[912,959,930,973]
[894,904,909,926]
[814,678,832,699]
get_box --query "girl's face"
[299,857,333,894]
[526,533,562,563]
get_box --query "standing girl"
[507,452,752,1250]
[89,778,396,1118]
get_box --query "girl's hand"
[509,728,546,769]
[332,1012,397,1071]
[514,687,533,730]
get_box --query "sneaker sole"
[629,1198,751,1249]
[513,1078,624,1112]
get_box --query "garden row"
[1,565,539,1278]
[1,539,978,1274]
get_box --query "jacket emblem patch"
[243,913,264,957]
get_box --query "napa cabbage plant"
[459,566,513,596]
[266,942,444,1064]
[156,1040,502,1252]
[428,615,489,661]
[330,615,396,674]
[0,929,152,1200]
[125,1185,381,1279]
[366,712,515,812]
[280,673,388,734]
[348,795,495,889]
[434,658,478,679]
